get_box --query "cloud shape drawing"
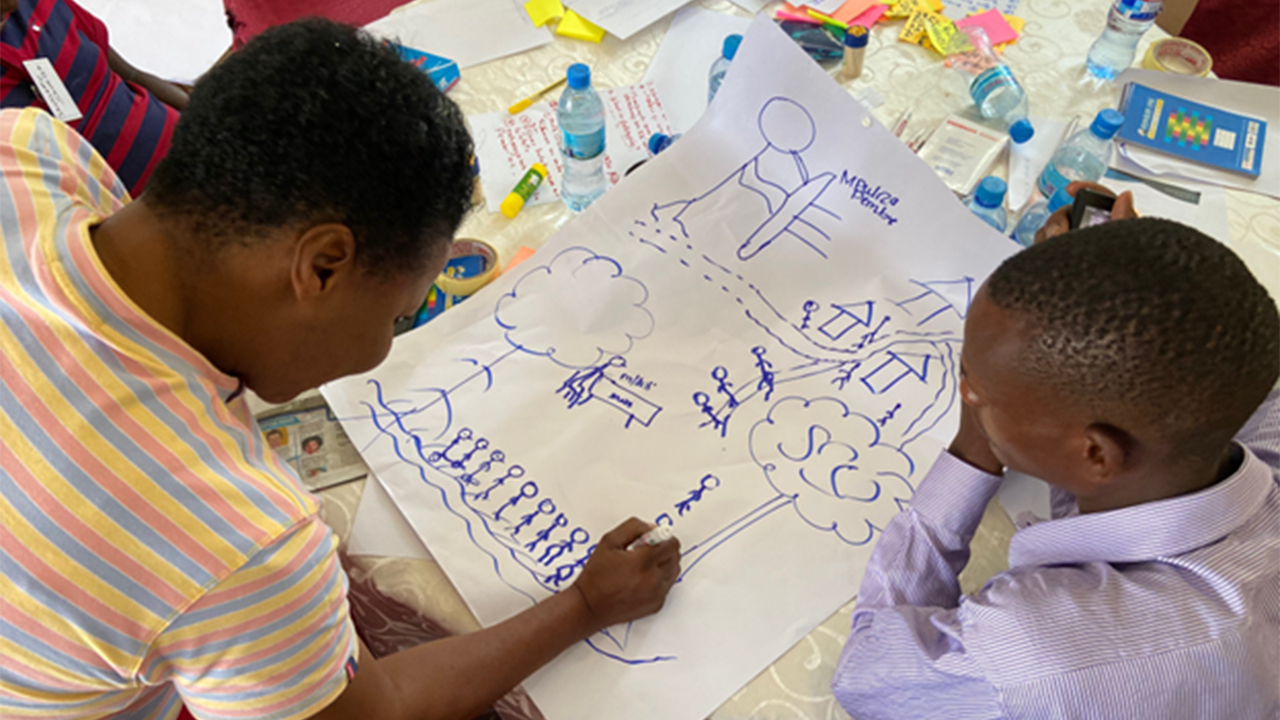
[495,247,654,369]
[748,396,915,545]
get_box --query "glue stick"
[500,163,548,218]
[841,26,868,81]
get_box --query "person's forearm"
[854,450,1002,611]
[134,72,189,110]
[376,587,597,720]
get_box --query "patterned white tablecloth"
[318,2,1280,718]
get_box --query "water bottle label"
[1038,163,1070,199]
[1117,0,1161,20]
[970,65,1016,106]
[564,128,605,160]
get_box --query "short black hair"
[147,18,474,275]
[986,218,1279,460]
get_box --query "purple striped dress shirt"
[832,390,1280,719]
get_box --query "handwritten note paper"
[469,83,673,213]
[940,0,1020,20]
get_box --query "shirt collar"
[59,212,244,404]
[1008,445,1274,568]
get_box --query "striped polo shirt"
[1,108,357,719]
[0,0,179,196]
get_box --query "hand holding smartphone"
[1069,188,1117,230]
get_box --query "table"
[314,2,1280,718]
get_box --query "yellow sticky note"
[524,0,564,27]
[887,0,939,19]
[556,9,606,42]
[924,14,972,55]
[898,10,930,44]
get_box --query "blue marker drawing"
[893,277,975,326]
[560,356,663,429]
[650,97,841,262]
[817,301,874,341]
[860,351,932,395]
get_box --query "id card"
[22,58,83,122]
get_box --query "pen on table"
[507,76,568,114]
[891,108,912,139]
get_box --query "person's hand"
[948,401,1004,475]
[571,518,680,631]
[1033,181,1137,245]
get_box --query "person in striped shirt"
[0,18,679,720]
[833,216,1279,718]
[0,0,190,196]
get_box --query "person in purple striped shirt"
[833,211,1279,718]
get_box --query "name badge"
[22,58,83,123]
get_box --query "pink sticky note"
[831,0,878,24]
[955,9,1018,46]
[847,3,889,27]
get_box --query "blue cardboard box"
[391,43,460,93]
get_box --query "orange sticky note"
[556,9,606,42]
[831,0,878,24]
[503,246,538,274]
[523,0,564,27]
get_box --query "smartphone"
[1069,188,1116,230]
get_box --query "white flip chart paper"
[642,6,753,135]
[324,16,1017,720]
[362,0,551,69]
[73,0,231,84]
[569,0,692,40]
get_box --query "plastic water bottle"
[558,63,606,212]
[951,27,1035,143]
[1086,0,1165,80]
[967,177,1008,232]
[1037,109,1124,198]
[708,34,743,104]
[647,133,682,156]
[1012,187,1074,247]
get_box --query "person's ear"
[1080,422,1137,488]
[290,223,357,301]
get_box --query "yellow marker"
[508,76,567,114]
[806,7,849,29]
[500,163,548,218]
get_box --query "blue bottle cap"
[843,25,869,48]
[648,133,670,155]
[1047,187,1073,213]
[975,176,1007,208]
[566,63,591,90]
[723,34,743,60]
[1009,118,1035,144]
[1090,108,1124,139]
